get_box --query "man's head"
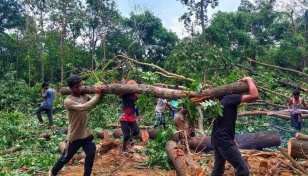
[67,75,82,95]
[293,89,300,99]
[42,82,49,88]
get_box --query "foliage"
[144,127,175,170]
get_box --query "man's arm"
[65,86,102,111]
[240,77,259,103]
[301,99,308,109]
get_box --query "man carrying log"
[118,80,142,155]
[211,77,259,176]
[49,75,103,176]
[287,89,308,132]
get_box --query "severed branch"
[237,111,308,120]
[278,146,308,175]
[117,54,195,82]
[257,86,289,99]
[247,57,308,78]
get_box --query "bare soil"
[55,138,301,176]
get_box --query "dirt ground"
[56,138,301,176]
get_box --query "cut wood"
[173,130,281,152]
[95,130,109,139]
[112,128,149,142]
[279,146,308,175]
[295,132,308,141]
[60,81,251,100]
[0,146,20,155]
[165,141,203,176]
[235,130,281,150]
[288,138,308,159]
[39,133,52,140]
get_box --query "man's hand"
[239,77,253,82]
[93,86,103,95]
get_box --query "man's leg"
[211,147,226,176]
[46,108,53,126]
[154,112,162,128]
[82,135,96,176]
[36,106,44,124]
[219,145,250,176]
[51,140,82,175]
[120,121,131,153]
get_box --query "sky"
[116,0,242,38]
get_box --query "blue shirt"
[41,88,55,109]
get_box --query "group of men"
[38,75,307,176]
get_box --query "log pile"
[288,132,308,159]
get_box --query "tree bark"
[165,141,203,176]
[288,138,308,159]
[60,81,251,100]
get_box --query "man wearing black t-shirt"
[211,77,259,176]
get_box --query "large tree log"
[234,130,281,150]
[174,130,281,152]
[288,138,308,159]
[60,81,251,99]
[165,141,203,176]
[112,128,149,142]
[107,123,153,129]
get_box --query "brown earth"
[53,138,302,176]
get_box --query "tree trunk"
[174,130,281,152]
[112,128,149,142]
[165,141,203,176]
[288,138,308,159]
[60,81,251,100]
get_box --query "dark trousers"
[211,145,249,176]
[51,135,96,176]
[291,113,302,131]
[36,106,53,126]
[120,121,140,141]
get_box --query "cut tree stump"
[165,141,203,176]
[295,132,308,141]
[60,81,251,100]
[173,130,281,152]
[95,130,109,139]
[288,138,308,159]
[112,128,149,142]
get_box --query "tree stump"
[165,141,203,176]
[288,138,308,159]
[95,130,109,139]
[112,128,149,142]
